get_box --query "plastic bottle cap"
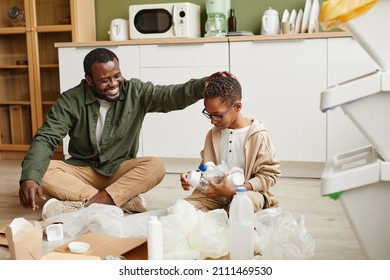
[199,163,207,172]
[236,186,247,192]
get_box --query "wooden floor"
[0,159,365,260]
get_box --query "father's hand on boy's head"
[205,71,237,87]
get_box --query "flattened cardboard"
[55,232,147,258]
[40,252,101,260]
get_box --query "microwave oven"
[129,2,200,39]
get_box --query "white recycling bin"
[321,70,390,161]
[344,0,390,72]
[321,145,390,259]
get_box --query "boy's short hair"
[204,75,242,105]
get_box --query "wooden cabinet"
[0,0,95,158]
[229,39,328,176]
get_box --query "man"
[19,47,231,219]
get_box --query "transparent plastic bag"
[253,207,315,260]
[320,0,378,30]
[47,203,166,238]
[160,199,229,260]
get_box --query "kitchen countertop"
[55,31,351,48]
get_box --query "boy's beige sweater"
[200,118,281,208]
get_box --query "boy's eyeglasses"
[202,102,237,122]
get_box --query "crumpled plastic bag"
[320,0,377,30]
[160,199,229,260]
[253,207,315,260]
[47,201,314,260]
[47,203,166,238]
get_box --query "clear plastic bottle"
[187,162,225,191]
[147,216,163,260]
[229,187,254,260]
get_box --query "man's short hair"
[83,48,119,78]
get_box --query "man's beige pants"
[41,156,165,207]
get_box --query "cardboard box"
[5,218,43,260]
[52,232,147,260]
[0,221,9,247]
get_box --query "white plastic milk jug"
[147,216,164,260]
[229,186,255,259]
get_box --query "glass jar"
[8,7,26,27]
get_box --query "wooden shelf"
[0,65,29,69]
[40,64,59,68]
[0,27,26,35]
[35,25,72,33]
[0,101,31,105]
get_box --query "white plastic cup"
[45,223,64,241]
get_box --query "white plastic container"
[344,0,390,71]
[229,187,254,260]
[44,223,64,241]
[321,145,390,259]
[147,216,164,260]
[320,71,390,161]
[228,167,245,187]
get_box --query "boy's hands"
[179,172,192,191]
[203,173,236,198]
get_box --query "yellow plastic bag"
[320,0,378,30]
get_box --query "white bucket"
[345,0,390,71]
[321,145,390,259]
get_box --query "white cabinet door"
[140,43,229,159]
[326,38,379,159]
[230,39,327,163]
[58,46,141,157]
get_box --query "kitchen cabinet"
[139,43,229,161]
[58,45,141,158]
[229,39,328,176]
[0,0,95,158]
[326,37,380,159]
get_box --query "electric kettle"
[261,7,280,35]
[108,19,129,41]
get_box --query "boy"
[179,75,281,212]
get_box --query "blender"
[205,0,230,37]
